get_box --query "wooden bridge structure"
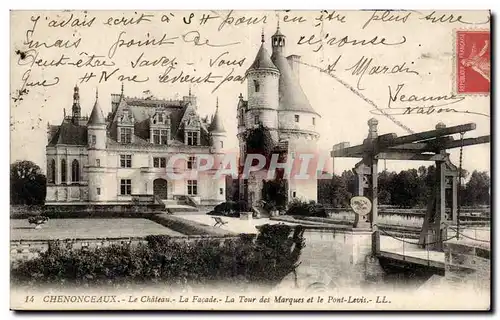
[331,118,490,263]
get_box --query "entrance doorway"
[153,178,168,199]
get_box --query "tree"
[341,170,356,196]
[464,170,490,206]
[391,169,421,208]
[244,124,275,168]
[317,176,333,205]
[332,174,352,207]
[378,170,395,205]
[11,160,46,205]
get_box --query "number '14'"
[25,296,34,303]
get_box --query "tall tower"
[87,88,107,202]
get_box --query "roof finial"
[216,97,219,109]
[121,82,124,96]
[277,18,280,31]
[189,84,192,96]
[261,28,265,43]
[95,87,98,100]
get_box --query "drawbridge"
[331,119,490,272]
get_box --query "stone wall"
[444,241,490,292]
[280,225,383,291]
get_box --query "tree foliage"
[10,160,46,205]
[462,170,490,206]
[318,165,490,208]
[261,178,288,211]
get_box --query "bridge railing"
[375,223,490,267]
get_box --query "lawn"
[10,218,185,241]
[176,214,297,234]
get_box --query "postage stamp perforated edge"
[451,27,491,97]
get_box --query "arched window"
[61,159,67,183]
[49,159,55,184]
[72,159,80,182]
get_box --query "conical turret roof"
[271,36,318,115]
[88,89,106,125]
[247,42,278,73]
[208,98,225,133]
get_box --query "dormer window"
[254,80,260,93]
[120,127,132,144]
[160,130,168,144]
[295,115,300,122]
[150,112,171,144]
[186,131,199,146]
[312,117,316,125]
[254,115,259,125]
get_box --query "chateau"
[45,26,320,208]
[237,27,321,206]
[45,85,227,206]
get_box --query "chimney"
[286,55,301,78]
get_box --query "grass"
[10,218,184,241]
[149,214,234,236]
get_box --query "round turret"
[209,98,226,153]
[245,32,280,131]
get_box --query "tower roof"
[247,43,278,73]
[273,25,284,37]
[88,89,106,125]
[270,28,319,116]
[208,98,225,133]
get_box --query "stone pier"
[278,225,384,291]
[444,241,490,293]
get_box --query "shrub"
[285,199,328,218]
[11,224,305,289]
[209,201,237,216]
[207,200,250,217]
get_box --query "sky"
[9,10,491,177]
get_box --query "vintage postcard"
[10,10,491,311]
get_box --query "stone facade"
[45,86,227,206]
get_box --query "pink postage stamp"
[456,30,490,95]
